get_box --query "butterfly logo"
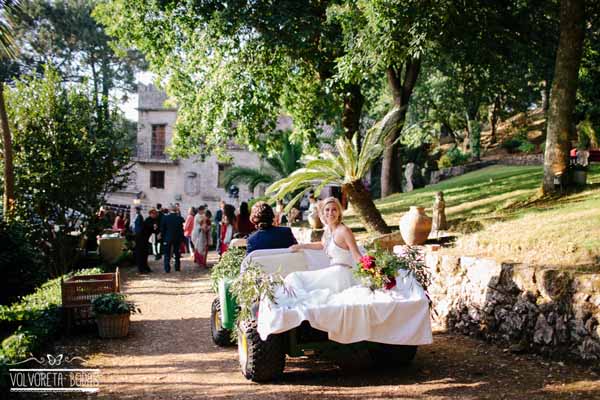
[46,354,64,366]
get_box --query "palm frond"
[0,0,23,60]
[223,166,276,192]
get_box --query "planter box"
[96,313,130,338]
[61,268,120,332]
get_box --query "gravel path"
[54,253,600,400]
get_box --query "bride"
[286,196,363,295]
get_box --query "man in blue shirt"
[246,202,297,255]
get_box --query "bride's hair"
[320,196,343,225]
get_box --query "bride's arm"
[289,242,323,252]
[340,225,362,263]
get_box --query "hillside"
[349,164,600,268]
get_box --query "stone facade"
[426,251,600,362]
[106,84,262,216]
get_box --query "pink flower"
[384,276,396,290]
[360,255,376,270]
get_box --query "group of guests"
[130,195,359,277]
[132,200,262,274]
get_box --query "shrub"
[0,220,48,305]
[210,247,246,293]
[92,293,139,315]
[437,147,471,169]
[0,268,102,374]
[501,134,536,154]
[501,137,523,153]
[518,141,536,154]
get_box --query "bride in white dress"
[284,196,363,297]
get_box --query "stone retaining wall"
[426,252,600,362]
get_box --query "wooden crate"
[61,268,120,332]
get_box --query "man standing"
[137,208,158,274]
[153,203,164,260]
[161,204,185,273]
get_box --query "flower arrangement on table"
[354,246,430,292]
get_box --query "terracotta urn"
[399,206,432,245]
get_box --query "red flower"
[360,255,376,270]
[384,275,396,290]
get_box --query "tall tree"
[542,0,586,193]
[16,0,146,123]
[6,67,131,275]
[0,0,23,219]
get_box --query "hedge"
[0,268,102,390]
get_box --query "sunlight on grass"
[349,164,600,268]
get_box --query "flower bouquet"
[354,246,430,292]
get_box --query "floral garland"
[354,246,430,292]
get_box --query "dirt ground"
[49,253,600,400]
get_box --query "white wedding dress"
[282,231,357,296]
[255,233,434,345]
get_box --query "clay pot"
[399,206,432,245]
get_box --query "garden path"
[54,254,600,400]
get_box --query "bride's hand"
[289,244,302,252]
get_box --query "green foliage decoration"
[209,247,245,293]
[229,262,286,324]
[92,293,139,316]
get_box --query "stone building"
[105,84,262,218]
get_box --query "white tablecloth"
[257,270,433,345]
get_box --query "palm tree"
[0,0,22,219]
[267,106,405,235]
[224,132,303,193]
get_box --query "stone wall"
[426,252,600,362]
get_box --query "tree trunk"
[542,0,585,194]
[489,95,500,145]
[341,84,364,141]
[0,82,15,219]
[381,58,421,198]
[343,180,390,234]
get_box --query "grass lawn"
[348,164,600,269]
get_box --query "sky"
[120,71,155,122]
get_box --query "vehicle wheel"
[211,298,233,346]
[238,319,285,382]
[369,344,418,367]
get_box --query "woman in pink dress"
[183,207,196,255]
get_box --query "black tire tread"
[210,298,233,346]
[369,344,418,367]
[240,319,285,382]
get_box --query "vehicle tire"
[237,319,285,382]
[369,344,418,367]
[211,298,233,346]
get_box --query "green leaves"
[92,293,139,316]
[210,247,245,293]
[229,262,286,324]
[266,106,401,211]
[6,66,132,275]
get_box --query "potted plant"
[92,293,140,338]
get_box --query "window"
[151,124,166,158]
[217,164,231,188]
[150,171,165,189]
